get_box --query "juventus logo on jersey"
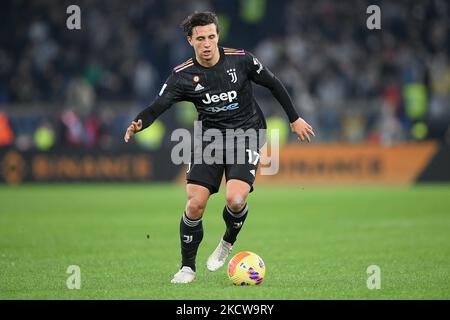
[227,68,238,83]
[183,235,193,243]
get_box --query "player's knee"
[226,194,246,213]
[186,198,206,219]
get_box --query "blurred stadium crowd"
[0,0,449,151]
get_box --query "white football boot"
[170,266,196,284]
[206,239,233,271]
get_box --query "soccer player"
[124,12,314,283]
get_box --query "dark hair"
[181,12,219,37]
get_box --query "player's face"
[188,24,219,62]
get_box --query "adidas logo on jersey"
[195,83,204,91]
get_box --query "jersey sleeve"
[133,72,184,130]
[244,51,300,123]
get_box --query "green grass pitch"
[0,183,449,299]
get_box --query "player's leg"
[207,179,253,272]
[207,139,259,272]
[171,183,210,284]
[181,183,210,269]
[172,153,224,283]
[223,179,251,243]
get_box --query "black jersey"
[134,46,299,133]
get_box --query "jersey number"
[246,149,260,165]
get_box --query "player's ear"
[187,36,193,46]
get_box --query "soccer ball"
[227,251,265,286]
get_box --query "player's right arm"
[124,72,184,143]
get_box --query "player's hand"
[290,117,315,143]
[124,119,142,143]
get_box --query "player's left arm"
[245,52,315,142]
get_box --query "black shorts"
[186,140,261,195]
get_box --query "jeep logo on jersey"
[202,91,237,104]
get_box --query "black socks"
[179,211,203,271]
[222,203,248,245]
[179,204,248,271]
